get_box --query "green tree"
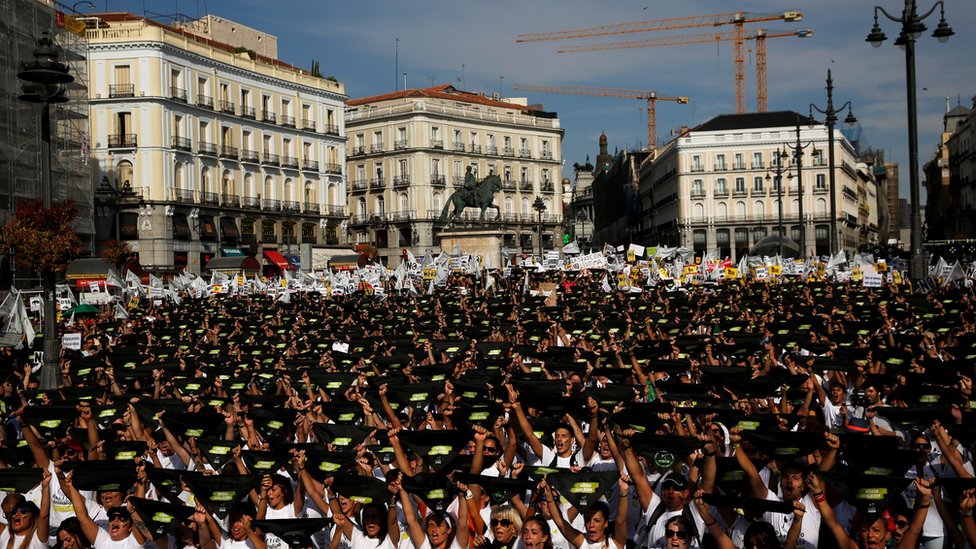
[310,59,323,78]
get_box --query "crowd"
[0,267,975,549]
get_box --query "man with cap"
[61,470,146,549]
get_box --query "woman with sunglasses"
[661,516,699,549]
[483,506,521,549]
[0,470,51,549]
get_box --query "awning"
[204,256,262,274]
[199,215,218,241]
[173,213,191,240]
[221,247,245,257]
[220,216,240,242]
[65,258,115,281]
[263,250,290,271]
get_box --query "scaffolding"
[0,0,92,286]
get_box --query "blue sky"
[94,0,976,203]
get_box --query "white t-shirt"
[218,537,259,549]
[94,528,144,549]
[533,447,585,469]
[264,504,300,549]
[762,492,821,549]
[351,525,396,549]
[0,527,47,549]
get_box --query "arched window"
[816,198,827,215]
[117,160,133,189]
[399,193,409,211]
[754,201,765,218]
[221,170,234,196]
[693,203,705,220]
[304,181,315,206]
[505,196,513,214]
[328,183,337,206]
[376,196,385,215]
[243,173,253,198]
[201,167,211,195]
[716,202,728,221]
[735,201,746,219]
[264,176,274,200]
[521,198,529,215]
[357,197,366,217]
[791,199,798,213]
[283,178,293,202]
[433,193,441,212]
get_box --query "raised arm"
[617,431,654,512]
[612,477,630,549]
[896,478,933,549]
[730,429,769,499]
[806,473,857,549]
[507,385,545,462]
[542,480,583,548]
[61,470,101,544]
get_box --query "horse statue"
[439,174,502,223]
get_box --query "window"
[373,131,382,145]
[716,178,727,194]
[813,149,824,166]
[715,154,726,170]
[734,153,744,169]
[399,159,408,177]
[716,203,728,221]
[735,201,746,219]
[454,161,463,178]
[734,177,745,193]
[454,130,463,146]
[263,135,272,154]
[432,158,440,177]
[376,196,385,215]
[542,169,550,183]
[754,201,765,218]
[504,166,512,181]
[357,165,366,181]
[355,134,364,148]
[488,164,496,175]
[753,176,764,191]
[753,152,763,168]
[358,198,367,217]
[691,155,703,171]
[520,167,528,182]
[816,174,826,190]
[282,99,291,116]
[692,180,704,196]
[432,127,440,141]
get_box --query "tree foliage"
[1,200,84,275]
[101,239,132,267]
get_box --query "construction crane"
[557,28,813,112]
[512,84,688,150]
[516,11,803,113]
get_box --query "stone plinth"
[437,228,506,269]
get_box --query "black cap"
[127,497,194,537]
[546,470,619,512]
[251,518,332,548]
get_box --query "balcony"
[242,197,261,209]
[714,164,728,172]
[452,176,464,188]
[812,158,827,167]
[370,143,384,154]
[503,147,515,157]
[197,94,214,109]
[221,193,240,207]
[732,163,746,170]
[690,165,704,172]
[241,149,260,163]
[302,119,316,132]
[262,152,279,166]
[323,163,341,174]
[263,198,280,211]
[453,142,465,152]
[431,140,444,149]
[501,179,516,190]
[350,146,365,157]
[281,200,300,213]
[394,176,410,188]
[170,188,195,203]
[280,115,296,128]
[200,191,219,205]
[262,110,276,124]
[751,188,766,196]
[171,136,192,151]
[690,190,705,199]
[323,124,340,135]
[470,144,482,154]
[394,140,408,150]
[108,134,137,148]
[198,141,217,156]
[323,205,346,217]
[752,161,764,169]
[351,180,368,192]
[714,189,729,198]
[241,106,256,119]
[370,178,386,190]
[169,86,187,102]
[541,151,553,160]
[733,189,748,197]
[389,210,414,222]
[486,146,498,156]
[303,202,321,214]
[109,83,135,98]
[519,148,532,158]
[431,175,446,188]
[303,159,319,171]
[843,186,857,200]
[540,181,554,193]
[813,185,828,194]
[519,180,533,191]
[219,145,239,160]
[280,155,299,169]
[218,100,235,114]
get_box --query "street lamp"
[18,31,73,390]
[784,115,816,258]
[766,148,791,257]
[866,0,953,279]
[532,196,546,260]
[810,69,857,257]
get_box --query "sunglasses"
[108,515,131,523]
[491,519,513,528]
[483,446,499,454]
[4,507,33,519]
[665,530,687,539]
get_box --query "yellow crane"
[517,11,803,113]
[512,84,688,150]
[557,28,813,112]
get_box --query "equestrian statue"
[439,167,502,223]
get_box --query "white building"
[345,85,566,265]
[86,12,348,274]
[639,111,878,259]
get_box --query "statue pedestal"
[438,227,506,269]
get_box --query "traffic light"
[562,232,571,244]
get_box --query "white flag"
[114,303,129,320]
[600,275,612,293]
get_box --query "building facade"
[345,85,565,265]
[928,98,975,239]
[86,12,348,274]
[1,0,92,284]
[639,111,878,259]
